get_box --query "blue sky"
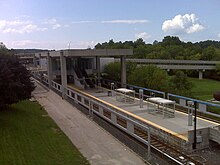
[0,0,220,49]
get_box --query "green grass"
[0,100,89,165]
[189,78,220,101]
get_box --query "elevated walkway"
[116,58,219,70]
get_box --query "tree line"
[103,62,193,97]
[95,36,220,61]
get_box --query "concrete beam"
[60,52,67,99]
[199,70,203,80]
[63,49,133,57]
[47,53,53,88]
[120,55,126,87]
[33,55,37,67]
[40,49,133,57]
[96,56,101,84]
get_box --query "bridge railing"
[51,80,62,92]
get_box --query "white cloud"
[43,18,57,25]
[10,40,67,49]
[52,24,61,29]
[218,33,220,38]
[101,19,149,24]
[162,14,204,34]
[43,18,67,30]
[135,32,151,40]
[11,40,35,47]
[72,41,98,49]
[9,40,98,49]
[0,19,47,34]
[72,21,97,24]
[71,19,148,24]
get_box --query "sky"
[0,0,220,50]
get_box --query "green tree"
[103,61,137,82]
[128,65,169,91]
[126,61,137,76]
[162,36,183,46]
[169,71,193,96]
[103,62,121,81]
[201,46,215,61]
[95,36,220,61]
[0,50,35,107]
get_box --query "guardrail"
[51,80,62,92]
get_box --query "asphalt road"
[32,82,148,165]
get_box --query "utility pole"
[68,41,71,50]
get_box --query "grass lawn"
[189,78,220,101]
[0,100,89,165]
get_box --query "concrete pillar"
[96,56,101,84]
[127,121,134,133]
[111,113,117,124]
[139,89,144,108]
[47,53,52,88]
[38,53,41,67]
[110,83,114,96]
[199,70,203,80]
[33,55,37,67]
[60,52,67,99]
[120,55,126,87]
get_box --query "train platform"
[76,86,220,141]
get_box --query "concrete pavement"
[32,82,147,165]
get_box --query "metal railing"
[101,78,220,119]
[101,79,165,99]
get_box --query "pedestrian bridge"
[115,58,220,79]
[120,59,219,70]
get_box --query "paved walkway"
[32,82,147,165]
